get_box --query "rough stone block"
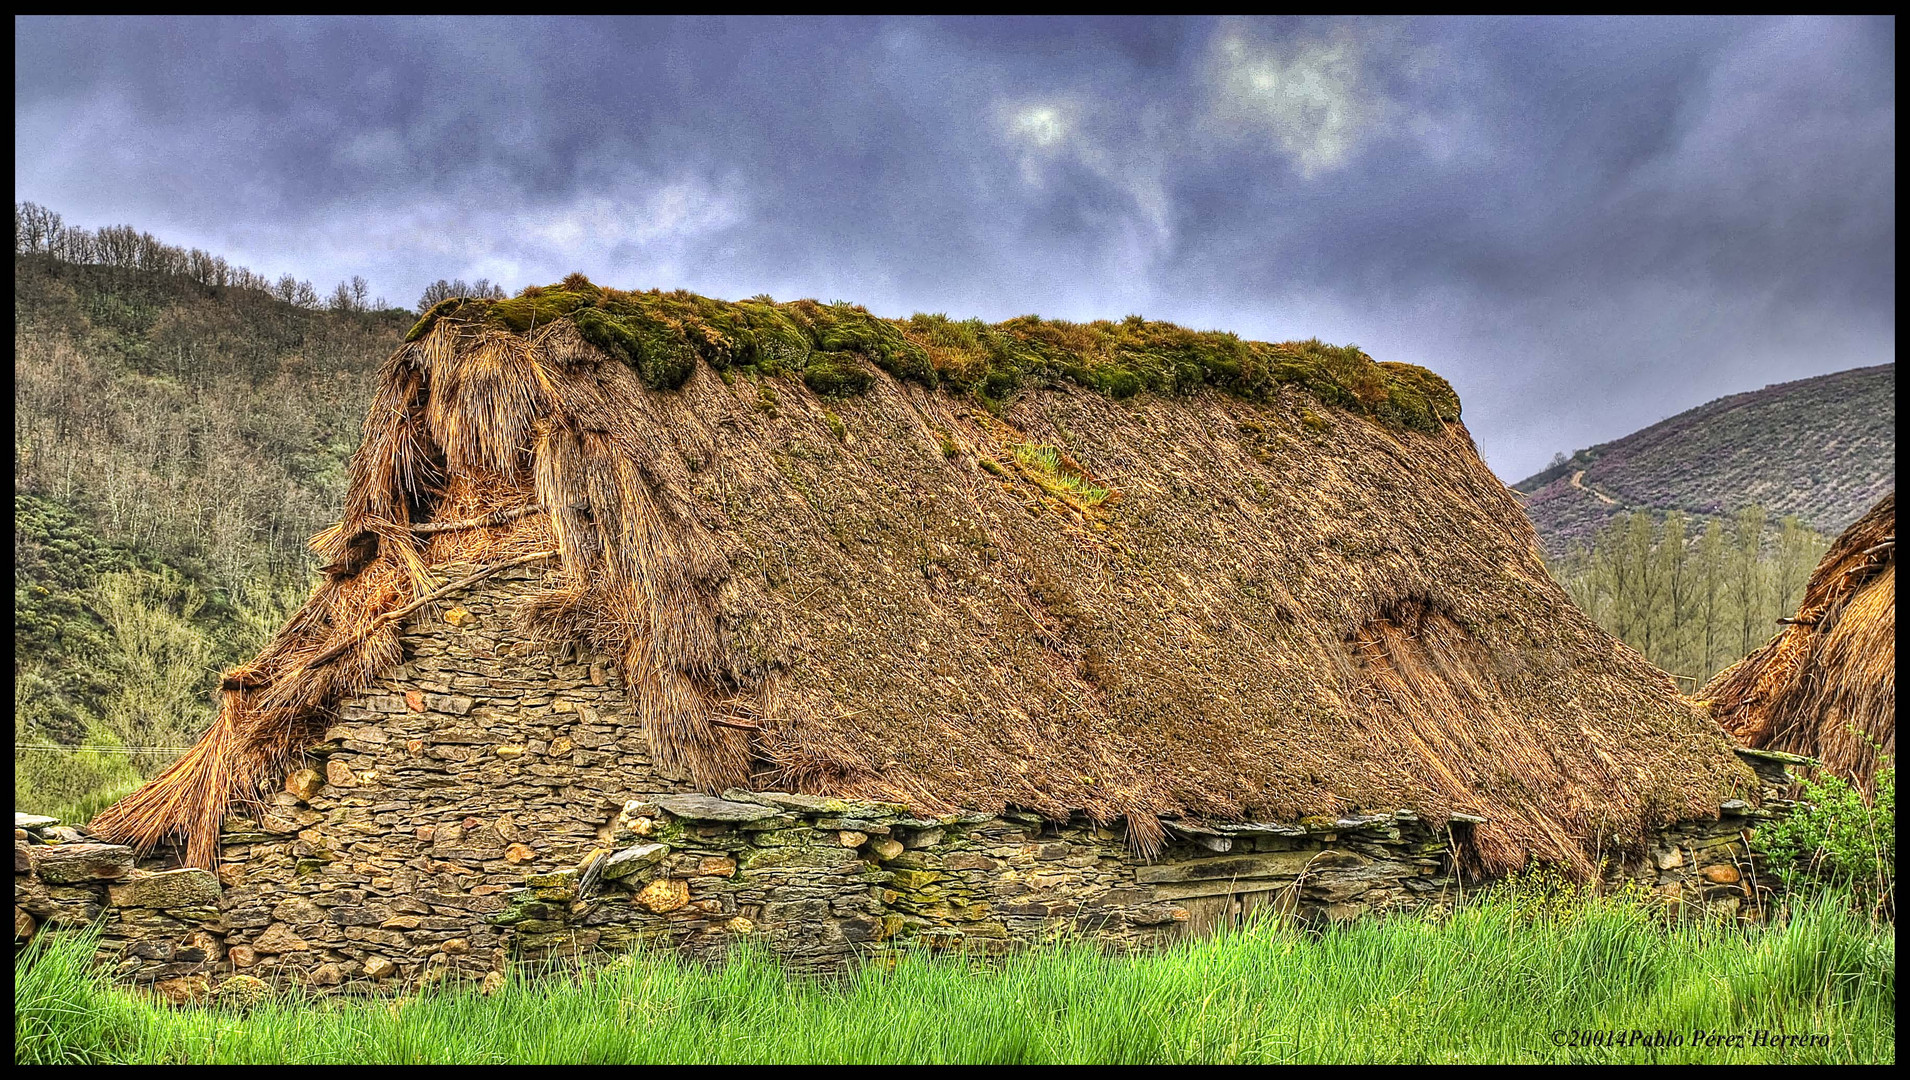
[30,843,135,884]
[215,974,272,1005]
[636,878,690,913]
[154,976,211,1004]
[1133,850,1326,884]
[108,869,221,909]
[286,769,326,802]
[252,923,308,954]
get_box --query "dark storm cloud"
[15,15,1895,478]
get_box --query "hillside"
[1515,365,1896,556]
[13,252,409,810]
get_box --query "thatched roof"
[93,279,1757,871]
[1703,492,1895,793]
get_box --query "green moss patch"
[410,278,1463,430]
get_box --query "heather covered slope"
[95,281,1758,875]
[1516,365,1895,557]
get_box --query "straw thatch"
[92,280,1757,871]
[1702,493,1895,794]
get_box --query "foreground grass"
[16,892,1893,1064]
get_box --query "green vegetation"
[1517,364,1894,558]
[15,889,1893,1064]
[1755,768,1895,921]
[411,279,1461,432]
[1011,443,1115,508]
[1549,506,1828,687]
[14,244,407,818]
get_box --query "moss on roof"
[406,275,1462,431]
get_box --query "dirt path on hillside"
[1571,470,1619,506]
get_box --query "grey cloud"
[13,15,1894,478]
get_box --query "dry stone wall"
[14,565,1800,999]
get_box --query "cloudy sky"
[14,16,1895,479]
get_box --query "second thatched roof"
[93,279,1758,870]
[1703,492,1895,794]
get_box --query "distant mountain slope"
[1516,364,1895,556]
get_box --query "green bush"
[1754,767,1894,920]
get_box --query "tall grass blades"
[14,890,1894,1064]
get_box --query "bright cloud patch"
[1207,27,1382,175]
[526,178,747,251]
[1009,104,1071,149]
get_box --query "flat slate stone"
[600,843,668,881]
[30,842,135,883]
[15,813,60,831]
[744,791,837,813]
[1207,821,1309,838]
[650,794,779,823]
[1133,850,1324,884]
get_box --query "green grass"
[1012,443,1114,507]
[15,892,1893,1064]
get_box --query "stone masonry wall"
[14,565,1799,1001]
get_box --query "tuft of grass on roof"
[1012,443,1115,509]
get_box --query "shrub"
[1754,767,1894,920]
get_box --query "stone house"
[37,281,1781,996]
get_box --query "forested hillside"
[13,215,410,813]
[1516,365,1895,558]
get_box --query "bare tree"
[417,278,458,312]
[16,202,63,254]
[416,277,506,313]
